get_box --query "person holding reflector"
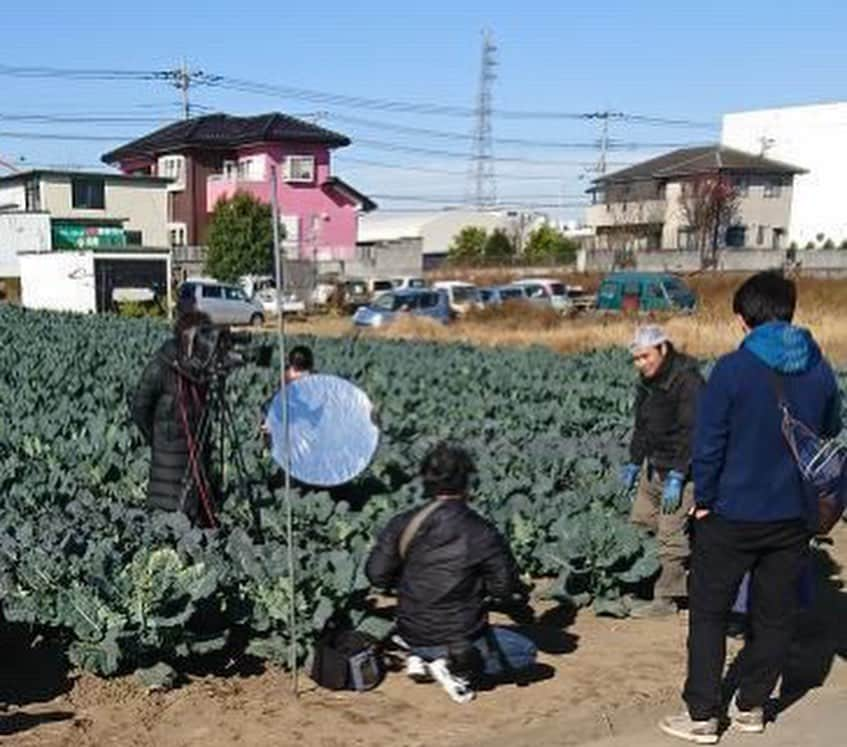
[265,367,380,487]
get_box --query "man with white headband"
[621,324,704,617]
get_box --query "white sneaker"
[405,655,433,683]
[427,658,475,704]
[659,712,719,744]
[732,704,765,734]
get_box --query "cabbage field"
[0,305,662,680]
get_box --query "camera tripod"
[175,367,263,537]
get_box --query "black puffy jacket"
[365,499,524,647]
[131,339,208,517]
[629,349,704,476]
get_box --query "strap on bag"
[398,500,443,559]
[769,371,845,534]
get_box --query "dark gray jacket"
[630,349,704,476]
[366,499,523,647]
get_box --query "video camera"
[178,323,273,382]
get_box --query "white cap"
[629,325,669,353]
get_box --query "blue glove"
[662,470,685,514]
[621,463,640,491]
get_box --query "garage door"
[93,257,168,313]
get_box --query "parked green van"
[596,272,697,312]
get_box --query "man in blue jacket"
[661,272,841,744]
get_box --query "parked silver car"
[178,279,265,326]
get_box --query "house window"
[168,222,187,248]
[677,227,696,250]
[24,178,40,211]
[756,226,766,246]
[726,225,747,248]
[237,158,261,180]
[125,230,143,246]
[763,178,783,199]
[158,155,186,191]
[71,178,105,209]
[283,156,316,183]
[773,227,786,250]
[734,177,749,197]
[222,160,238,179]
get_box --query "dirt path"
[4,525,846,747]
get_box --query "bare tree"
[677,173,741,268]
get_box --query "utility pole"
[586,111,624,177]
[158,62,219,120]
[467,30,498,209]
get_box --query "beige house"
[0,169,170,248]
[585,146,804,251]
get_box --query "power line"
[336,156,610,181]
[351,136,630,165]
[0,113,174,125]
[0,62,719,128]
[370,193,588,203]
[324,112,700,150]
[0,130,132,142]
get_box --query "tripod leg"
[218,394,264,541]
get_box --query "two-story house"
[101,112,376,261]
[585,145,805,251]
[0,169,169,250]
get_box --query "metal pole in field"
[270,165,299,694]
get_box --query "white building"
[722,102,847,247]
[357,209,546,269]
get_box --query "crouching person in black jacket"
[366,443,537,703]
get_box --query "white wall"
[722,103,847,247]
[20,251,96,312]
[0,182,26,211]
[0,212,51,276]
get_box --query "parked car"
[392,276,427,290]
[511,278,572,312]
[596,272,697,312]
[479,285,530,306]
[178,279,265,326]
[367,278,395,297]
[353,288,452,327]
[565,284,597,312]
[256,287,307,317]
[432,281,483,315]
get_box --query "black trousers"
[683,514,809,720]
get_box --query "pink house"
[101,113,375,260]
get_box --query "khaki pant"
[630,467,694,600]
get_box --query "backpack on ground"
[310,626,384,692]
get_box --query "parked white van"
[432,281,483,315]
[511,278,572,312]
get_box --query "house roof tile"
[101,112,350,163]
[592,145,806,186]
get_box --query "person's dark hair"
[288,345,314,373]
[174,310,211,339]
[421,443,476,497]
[732,271,796,328]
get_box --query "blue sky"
[2,1,845,219]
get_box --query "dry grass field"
[283,274,847,363]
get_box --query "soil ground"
[3,524,846,747]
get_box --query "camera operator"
[131,310,215,524]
